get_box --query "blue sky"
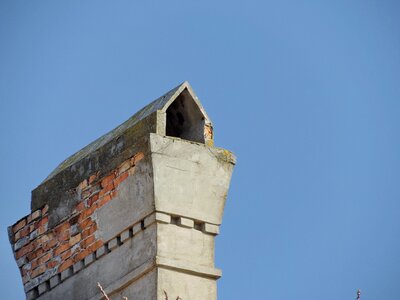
[1,1,400,299]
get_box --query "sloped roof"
[43,81,211,183]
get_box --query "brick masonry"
[8,152,145,294]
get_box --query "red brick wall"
[9,152,144,291]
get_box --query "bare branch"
[97,282,110,300]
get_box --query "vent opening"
[166,89,206,143]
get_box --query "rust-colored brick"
[8,154,140,293]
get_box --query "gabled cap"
[43,81,213,184]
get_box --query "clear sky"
[1,1,400,299]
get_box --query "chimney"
[8,82,236,300]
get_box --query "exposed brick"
[81,228,89,240]
[91,183,102,194]
[70,224,81,237]
[46,260,58,269]
[61,249,72,261]
[79,217,93,230]
[42,238,57,251]
[13,219,26,233]
[81,228,90,239]
[88,174,97,184]
[71,244,81,257]
[79,208,96,222]
[74,248,90,262]
[90,240,103,253]
[78,179,88,191]
[37,252,52,265]
[58,259,73,274]
[13,230,20,242]
[110,190,118,199]
[88,223,97,235]
[27,251,37,262]
[9,154,153,295]
[74,201,86,212]
[117,160,132,175]
[22,274,30,285]
[128,166,136,176]
[31,264,46,279]
[132,152,145,165]
[37,224,48,235]
[16,241,35,259]
[22,267,30,276]
[98,194,112,207]
[81,235,95,249]
[34,248,44,259]
[16,256,27,267]
[22,262,31,271]
[101,173,115,188]
[57,230,70,242]
[114,172,129,187]
[69,233,81,246]
[204,124,213,141]
[19,226,30,239]
[87,194,99,207]
[42,205,49,215]
[36,216,48,229]
[31,210,41,221]
[81,189,91,199]
[29,229,38,241]
[69,215,80,226]
[36,234,50,245]
[31,259,38,270]
[55,222,70,236]
[99,182,114,196]
[54,243,69,256]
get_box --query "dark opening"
[166,89,205,143]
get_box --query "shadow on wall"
[166,88,206,144]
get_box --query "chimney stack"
[8,82,236,300]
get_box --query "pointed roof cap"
[43,81,211,183]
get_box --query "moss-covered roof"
[43,81,210,183]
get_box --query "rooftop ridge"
[43,80,215,184]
